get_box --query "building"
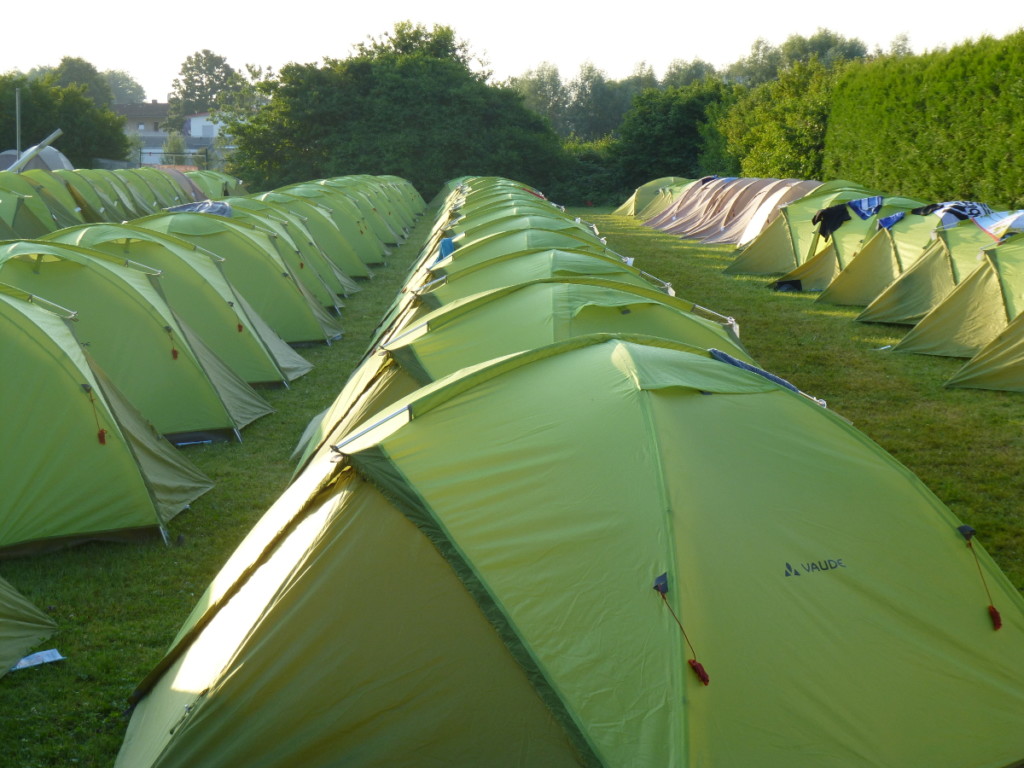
[112,103,228,168]
[113,101,170,166]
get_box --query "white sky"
[2,2,1021,102]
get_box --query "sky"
[2,2,1021,102]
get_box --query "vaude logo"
[785,559,846,577]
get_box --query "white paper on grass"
[10,649,65,671]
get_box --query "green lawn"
[0,203,1020,768]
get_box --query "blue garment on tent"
[878,211,906,230]
[166,201,234,217]
[848,196,884,220]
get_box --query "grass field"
[1,202,1021,767]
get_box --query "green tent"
[270,185,389,268]
[858,217,1009,325]
[153,167,207,203]
[117,335,1024,768]
[892,235,1024,359]
[294,279,752,471]
[133,212,343,344]
[113,168,169,212]
[194,200,357,304]
[177,210,345,313]
[21,168,91,223]
[312,178,405,247]
[0,576,56,677]
[769,195,923,293]
[374,175,427,224]
[0,170,84,230]
[418,205,607,271]
[452,212,599,248]
[725,180,877,275]
[0,189,53,239]
[434,226,612,269]
[183,170,248,199]
[0,240,272,442]
[116,168,191,210]
[638,182,697,221]
[449,198,574,230]
[613,177,692,217]
[77,168,147,220]
[45,223,313,385]
[51,169,114,222]
[0,283,212,553]
[815,204,955,306]
[323,175,420,233]
[420,248,667,309]
[329,175,417,238]
[227,194,372,282]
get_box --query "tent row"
[619,176,1024,392]
[116,176,1024,767]
[0,170,425,556]
[620,176,822,248]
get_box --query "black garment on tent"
[773,279,803,293]
[812,204,851,240]
[910,201,993,220]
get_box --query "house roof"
[113,101,170,121]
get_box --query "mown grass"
[0,202,1021,767]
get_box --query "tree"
[166,50,239,131]
[553,134,624,205]
[622,62,659,92]
[104,70,146,104]
[25,65,53,81]
[614,79,735,186]
[564,62,631,140]
[161,131,188,165]
[725,30,867,86]
[779,28,867,69]
[0,73,130,166]
[225,23,565,197]
[718,57,841,179]
[695,87,742,177]
[725,38,785,86]
[662,59,718,88]
[213,64,275,126]
[872,33,914,59]
[48,56,114,106]
[507,62,569,135]
[353,21,483,74]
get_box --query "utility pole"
[15,88,21,159]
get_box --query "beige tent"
[725,180,876,275]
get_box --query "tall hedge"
[823,31,1024,207]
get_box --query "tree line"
[4,24,1022,208]
[219,24,909,201]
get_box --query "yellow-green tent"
[117,335,1024,768]
[0,283,211,552]
[0,239,272,442]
